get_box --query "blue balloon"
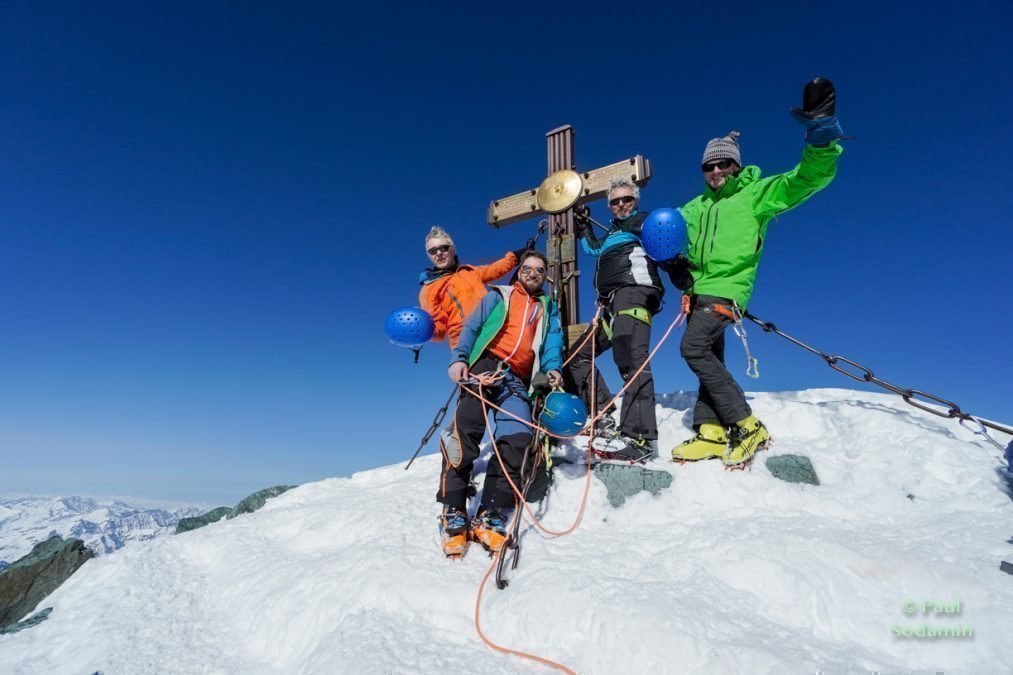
[539,391,588,436]
[385,306,435,349]
[641,207,687,262]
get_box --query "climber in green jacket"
[671,77,844,467]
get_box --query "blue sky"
[1,2,1010,504]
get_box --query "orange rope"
[470,334,596,675]
[464,310,687,441]
[473,544,576,674]
[463,309,685,538]
[558,306,604,369]
[469,309,686,673]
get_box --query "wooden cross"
[487,125,652,344]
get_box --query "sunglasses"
[521,264,546,276]
[427,244,452,255]
[609,195,636,207]
[702,159,735,173]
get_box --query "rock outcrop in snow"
[0,536,92,631]
[174,485,295,534]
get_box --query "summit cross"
[487,124,651,343]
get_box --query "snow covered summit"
[1,388,1010,673]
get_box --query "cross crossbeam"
[487,124,651,338]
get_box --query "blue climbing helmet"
[539,391,588,436]
[384,306,435,349]
[641,207,687,262]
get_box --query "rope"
[473,546,576,674]
[461,309,687,444]
[471,321,600,675]
[559,306,604,369]
[469,308,686,672]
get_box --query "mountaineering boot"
[608,436,654,464]
[438,506,470,558]
[723,416,770,467]
[470,508,510,555]
[593,415,620,441]
[672,423,728,462]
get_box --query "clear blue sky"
[2,2,1010,504]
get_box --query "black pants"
[437,357,532,512]
[680,295,751,427]
[565,286,661,441]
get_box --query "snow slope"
[0,496,203,562]
[1,389,1011,673]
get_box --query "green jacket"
[679,143,843,309]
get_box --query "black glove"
[790,77,842,146]
[512,237,537,262]
[573,204,592,238]
[658,254,697,291]
[574,204,591,224]
[791,77,836,118]
[530,371,552,396]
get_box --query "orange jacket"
[418,252,518,349]
[487,282,543,378]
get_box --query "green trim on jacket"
[467,286,552,371]
[679,142,842,309]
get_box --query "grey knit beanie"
[701,130,742,166]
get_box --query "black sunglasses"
[427,244,452,255]
[608,195,636,207]
[521,264,546,276]
[702,159,735,173]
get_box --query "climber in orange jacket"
[418,226,531,349]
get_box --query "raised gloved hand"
[790,77,843,146]
[573,204,592,237]
[512,237,537,262]
[658,254,697,291]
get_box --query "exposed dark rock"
[174,507,231,534]
[228,486,295,519]
[765,454,820,486]
[0,536,93,630]
[175,485,296,534]
[0,607,52,634]
[592,464,673,507]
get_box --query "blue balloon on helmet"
[641,207,687,262]
[539,391,589,436]
[385,307,435,349]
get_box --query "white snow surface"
[2,388,1011,674]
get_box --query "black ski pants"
[437,357,532,513]
[565,286,661,441]
[680,295,751,427]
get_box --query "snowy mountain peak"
[1,388,1010,673]
[0,496,203,564]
